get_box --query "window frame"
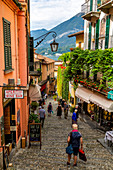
[3,18,12,71]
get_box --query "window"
[90,0,93,11]
[105,15,110,49]
[79,42,81,48]
[88,23,91,50]
[3,18,12,70]
[95,19,100,49]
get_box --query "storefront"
[3,98,16,146]
[2,88,24,148]
[75,87,113,128]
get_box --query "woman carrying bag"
[66,124,83,166]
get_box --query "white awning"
[29,84,41,101]
[75,87,93,103]
[90,93,113,112]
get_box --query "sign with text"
[5,90,24,99]
[29,123,41,149]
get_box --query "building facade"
[0,1,30,165]
[34,53,55,95]
[74,0,113,128]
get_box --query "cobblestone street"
[10,97,113,170]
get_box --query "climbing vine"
[59,47,113,91]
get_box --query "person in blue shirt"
[72,109,78,124]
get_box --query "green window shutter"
[88,23,91,50]
[3,18,12,70]
[95,19,100,49]
[97,0,101,11]
[90,0,93,11]
[28,0,30,13]
[27,34,30,66]
[105,15,110,49]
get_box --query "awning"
[75,87,93,103]
[29,84,41,101]
[41,84,46,92]
[107,90,113,100]
[90,92,113,112]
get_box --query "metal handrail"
[81,0,97,14]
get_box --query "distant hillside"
[31,12,84,55]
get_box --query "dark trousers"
[40,118,45,128]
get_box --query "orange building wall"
[0,0,29,147]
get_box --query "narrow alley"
[10,97,113,170]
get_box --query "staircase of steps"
[10,98,113,170]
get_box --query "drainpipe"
[14,11,18,85]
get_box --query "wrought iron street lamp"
[34,31,59,52]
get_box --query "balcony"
[81,0,100,22]
[29,62,41,77]
[74,76,111,96]
[29,70,41,77]
[98,0,113,13]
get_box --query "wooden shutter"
[27,33,30,66]
[97,0,101,11]
[90,0,93,11]
[105,15,110,49]
[95,19,100,49]
[88,23,91,50]
[3,18,12,70]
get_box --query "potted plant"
[53,95,57,101]
[29,113,40,123]
[37,68,41,72]
[31,101,39,111]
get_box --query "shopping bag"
[66,144,73,154]
[52,110,54,114]
[79,149,87,162]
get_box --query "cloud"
[30,0,84,30]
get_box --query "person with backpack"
[39,106,46,128]
[72,109,78,124]
[47,102,53,116]
[67,124,83,166]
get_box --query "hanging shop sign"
[5,90,24,99]
[29,123,41,149]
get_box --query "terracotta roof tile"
[35,53,55,64]
[68,30,84,38]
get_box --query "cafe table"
[104,131,113,147]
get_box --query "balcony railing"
[81,0,97,14]
[101,0,111,5]
[74,77,111,95]
[109,35,113,48]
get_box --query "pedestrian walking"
[47,102,53,116]
[42,97,45,105]
[67,124,83,166]
[72,109,78,124]
[38,99,42,106]
[45,93,47,99]
[39,106,46,128]
[75,105,79,119]
[62,99,65,108]
[64,102,68,119]
[56,102,62,119]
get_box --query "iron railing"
[81,0,97,14]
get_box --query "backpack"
[71,131,81,148]
[72,112,77,121]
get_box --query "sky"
[30,0,84,31]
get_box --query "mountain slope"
[31,12,84,54]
